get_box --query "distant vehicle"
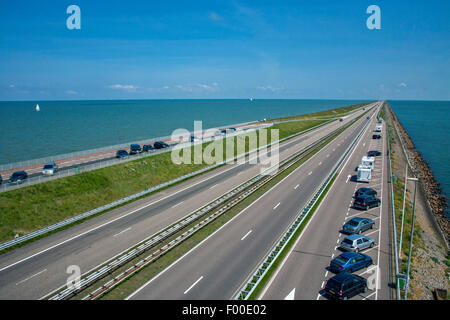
[378,118,383,123]
[324,272,367,300]
[339,118,343,122]
[129,144,141,155]
[329,252,373,273]
[42,162,59,176]
[375,125,382,132]
[229,127,237,132]
[366,116,370,120]
[116,149,129,158]
[372,134,381,139]
[340,234,375,252]
[142,144,154,152]
[9,171,28,184]
[154,141,169,149]
[356,166,371,183]
[190,135,200,142]
[0,175,2,185]
[355,187,377,198]
[368,150,381,157]
[343,217,375,234]
[353,194,381,210]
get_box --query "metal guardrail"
[46,116,348,300]
[233,105,375,300]
[0,118,338,252]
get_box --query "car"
[9,171,28,184]
[343,217,375,234]
[190,135,200,142]
[329,252,373,273]
[154,141,169,149]
[324,272,367,300]
[0,175,2,185]
[142,144,154,152]
[354,187,377,198]
[339,118,343,122]
[366,116,370,120]
[229,127,237,132]
[368,150,381,157]
[372,134,381,139]
[129,144,141,155]
[42,162,59,176]
[340,234,375,252]
[353,194,381,210]
[116,149,129,158]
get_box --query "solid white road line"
[346,175,351,183]
[208,184,217,190]
[273,203,281,210]
[113,227,131,237]
[294,184,299,190]
[171,201,184,208]
[308,171,312,175]
[241,230,253,241]
[183,276,203,295]
[16,269,47,286]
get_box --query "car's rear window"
[334,256,348,264]
[343,239,354,245]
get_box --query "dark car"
[142,144,154,152]
[0,175,2,185]
[130,144,141,155]
[116,149,129,158]
[154,141,169,149]
[229,127,237,131]
[355,187,377,198]
[329,252,373,273]
[9,171,28,184]
[372,134,381,139]
[353,195,381,210]
[368,150,381,157]
[324,272,367,300]
[343,217,375,234]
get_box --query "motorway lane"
[127,103,381,300]
[0,105,374,300]
[260,113,392,300]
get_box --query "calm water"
[389,100,450,205]
[0,99,368,164]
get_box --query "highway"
[0,103,375,300]
[259,109,393,300]
[126,102,383,300]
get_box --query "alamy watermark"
[170,121,279,175]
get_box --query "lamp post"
[399,165,408,257]
[404,177,418,300]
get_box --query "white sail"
[35,104,40,112]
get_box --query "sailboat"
[249,98,254,102]
[35,104,40,112]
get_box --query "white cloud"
[208,12,223,22]
[257,85,283,93]
[398,82,408,88]
[66,90,78,95]
[9,84,15,88]
[174,83,219,93]
[108,84,139,92]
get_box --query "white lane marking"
[294,184,299,190]
[113,227,131,237]
[183,276,203,295]
[208,184,217,190]
[308,171,312,175]
[319,162,322,166]
[346,175,351,183]
[363,291,377,300]
[273,202,281,210]
[363,142,366,147]
[333,148,336,152]
[321,281,325,288]
[16,269,47,286]
[284,288,295,300]
[171,201,184,208]
[241,230,253,241]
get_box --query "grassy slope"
[0,103,370,243]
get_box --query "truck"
[361,156,375,170]
[375,124,382,132]
[357,166,372,183]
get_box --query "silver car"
[42,162,59,176]
[340,234,375,252]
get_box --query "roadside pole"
[404,177,418,300]
[399,165,408,257]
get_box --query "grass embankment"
[0,103,368,244]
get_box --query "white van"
[361,156,375,170]
[357,167,372,183]
[375,125,382,132]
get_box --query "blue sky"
[0,0,449,100]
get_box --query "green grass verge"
[0,102,368,245]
